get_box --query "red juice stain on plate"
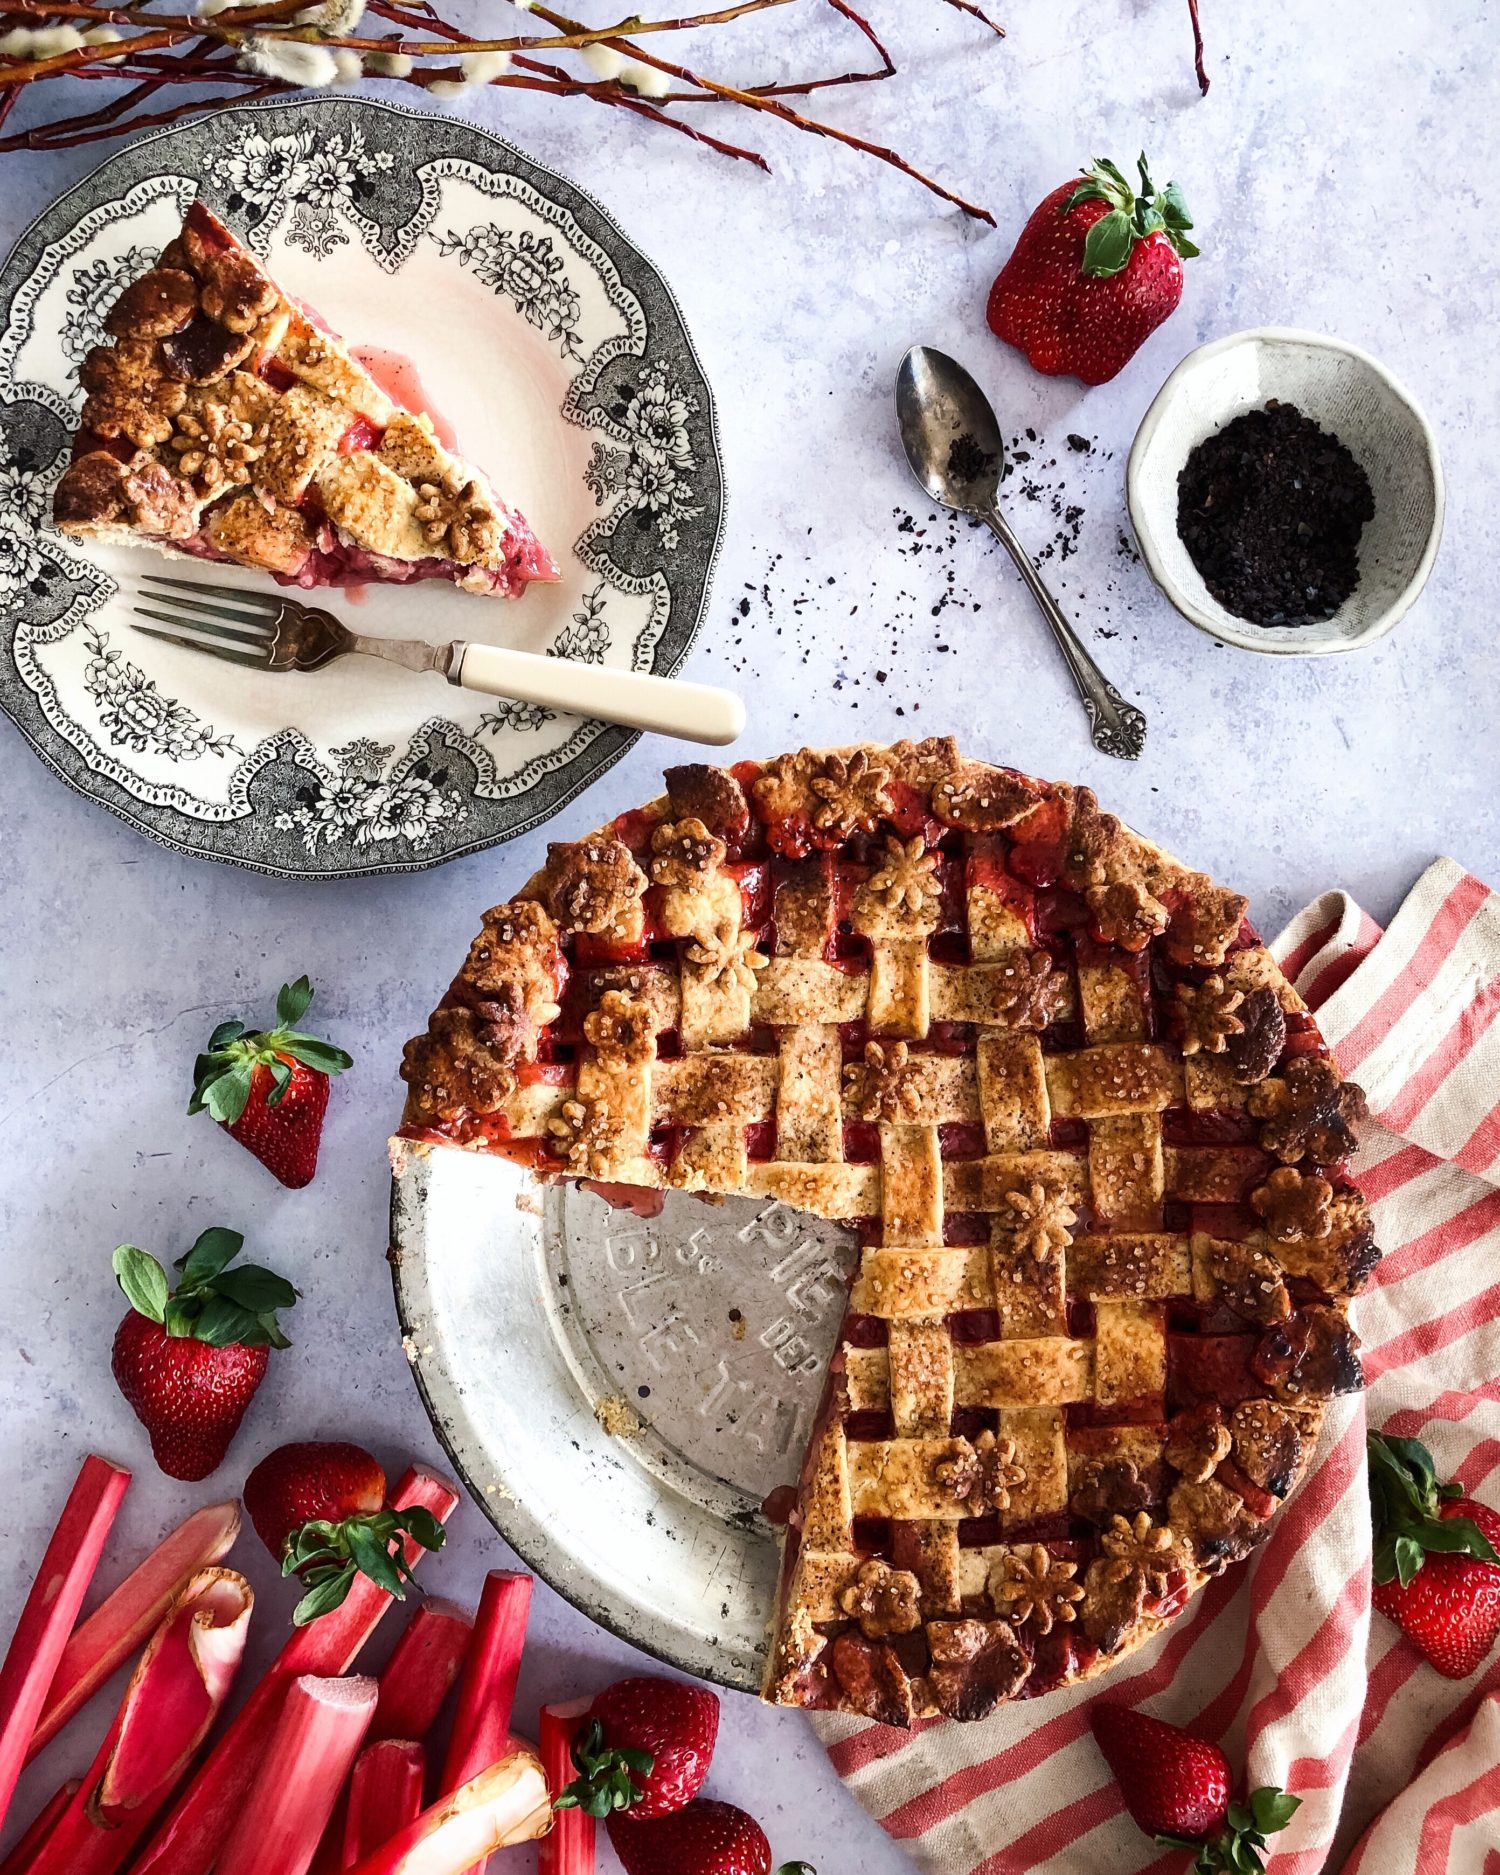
[353,345,460,450]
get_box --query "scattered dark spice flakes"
[1176,399,1375,627]
[946,431,997,485]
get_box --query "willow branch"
[0,0,996,218]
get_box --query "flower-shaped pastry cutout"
[1001,1181,1076,1263]
[685,921,767,993]
[1176,975,1246,1055]
[989,1543,1083,1635]
[839,1559,923,1639]
[866,834,940,915]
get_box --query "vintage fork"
[129,574,745,747]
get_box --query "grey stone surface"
[1,1,1494,1865]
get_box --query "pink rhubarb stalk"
[344,1749,551,1875]
[131,1465,460,1875]
[0,1781,79,1875]
[216,1676,377,1875]
[343,1740,426,1866]
[440,1573,530,1785]
[31,1500,241,1762]
[371,1600,472,1742]
[538,1701,595,1875]
[27,1569,253,1875]
[0,1455,130,1838]
[438,1572,531,1875]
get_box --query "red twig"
[1188,0,1209,92]
[940,0,1005,35]
[0,0,997,216]
[528,1,995,222]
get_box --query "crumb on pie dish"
[396,740,1379,1724]
[52,201,559,598]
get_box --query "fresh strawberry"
[243,1439,385,1555]
[986,154,1198,385]
[608,1801,807,1875]
[556,1676,719,1819]
[189,975,352,1188]
[243,1440,445,1626]
[1369,1430,1500,1677]
[1090,1706,1299,1872]
[110,1229,296,1481]
[1090,1705,1230,1841]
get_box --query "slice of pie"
[397,740,1378,1724]
[52,202,559,597]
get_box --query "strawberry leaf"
[207,1020,246,1050]
[1250,1788,1300,1832]
[163,1296,199,1340]
[556,1719,656,1817]
[277,976,315,1028]
[198,1059,255,1125]
[347,1518,409,1598]
[211,1264,299,1314]
[117,1227,294,1348]
[113,1245,168,1324]
[1081,209,1135,279]
[277,1036,355,1076]
[176,1226,245,1289]
[280,1508,443,1625]
[1370,1430,1499,1581]
[292,1566,357,1627]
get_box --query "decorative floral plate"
[0,97,723,876]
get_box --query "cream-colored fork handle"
[452,641,744,747]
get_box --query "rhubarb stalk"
[438,1572,531,1875]
[371,1600,472,1742]
[31,1501,241,1761]
[27,1569,253,1875]
[343,1740,425,1866]
[344,1750,552,1875]
[538,1701,595,1875]
[0,1782,79,1875]
[0,1455,131,1838]
[131,1465,459,1875]
[216,1677,377,1875]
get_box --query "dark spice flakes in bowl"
[1176,400,1375,627]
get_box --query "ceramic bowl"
[1126,328,1444,655]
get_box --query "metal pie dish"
[1127,327,1444,656]
[389,1136,857,1689]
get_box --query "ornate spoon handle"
[983,510,1148,761]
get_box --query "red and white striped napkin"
[817,857,1500,1874]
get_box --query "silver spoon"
[895,344,1147,761]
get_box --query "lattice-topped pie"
[52,202,558,597]
[398,741,1378,1723]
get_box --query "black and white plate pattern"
[0,98,724,877]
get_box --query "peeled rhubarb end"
[32,1500,241,1764]
[345,1752,551,1875]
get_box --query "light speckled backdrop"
[2,2,1494,1866]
